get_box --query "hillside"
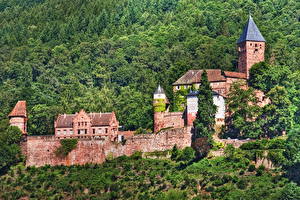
[0,150,294,199]
[0,0,299,134]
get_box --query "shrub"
[236,179,248,190]
[55,139,78,158]
[248,164,256,172]
[205,186,215,192]
[256,165,265,176]
[240,141,264,150]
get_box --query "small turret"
[8,101,27,135]
[153,85,167,112]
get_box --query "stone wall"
[153,112,185,133]
[23,127,192,167]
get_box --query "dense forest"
[0,0,299,134]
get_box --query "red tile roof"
[8,101,27,118]
[223,71,247,79]
[55,112,115,128]
[173,69,226,85]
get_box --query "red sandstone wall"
[154,112,184,133]
[24,128,192,167]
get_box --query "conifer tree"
[193,70,217,139]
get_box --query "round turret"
[153,85,167,112]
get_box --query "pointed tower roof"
[237,15,266,43]
[154,84,165,95]
[8,101,27,118]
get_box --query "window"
[176,86,180,90]
[250,43,252,46]
[85,129,87,134]
[255,44,258,47]
[85,122,87,126]
[78,122,80,126]
[78,130,80,134]
[93,129,95,134]
[57,130,60,135]
[184,85,188,89]
[105,128,108,134]
[70,130,73,134]
[64,130,67,135]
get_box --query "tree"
[279,183,300,200]
[0,120,23,175]
[224,82,261,139]
[193,70,217,139]
[259,86,294,138]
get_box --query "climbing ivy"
[55,139,78,158]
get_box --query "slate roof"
[8,101,27,118]
[237,15,266,43]
[55,112,115,128]
[154,84,165,94]
[173,69,226,85]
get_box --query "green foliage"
[240,138,286,150]
[171,146,195,163]
[0,120,23,174]
[224,82,261,139]
[172,88,189,112]
[278,182,300,200]
[0,153,295,199]
[0,0,298,134]
[193,71,217,139]
[55,139,78,158]
[284,126,300,166]
[248,164,256,172]
[154,99,166,112]
[258,86,294,138]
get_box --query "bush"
[240,141,264,150]
[256,165,265,176]
[248,164,256,172]
[236,179,248,190]
[55,139,78,157]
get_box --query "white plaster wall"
[187,96,198,113]
[213,95,225,119]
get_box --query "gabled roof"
[237,15,266,43]
[173,69,226,85]
[55,112,116,128]
[8,101,27,118]
[154,84,165,95]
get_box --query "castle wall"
[153,112,184,133]
[24,128,192,167]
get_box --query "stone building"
[8,100,27,135]
[54,110,119,140]
[153,15,267,132]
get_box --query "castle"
[8,16,268,167]
[153,15,269,132]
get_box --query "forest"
[0,0,299,134]
[0,0,299,199]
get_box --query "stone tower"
[153,85,167,133]
[8,101,27,135]
[237,15,266,79]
